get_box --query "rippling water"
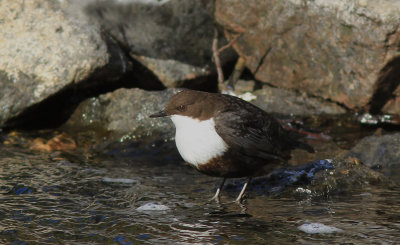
[0,142,399,244]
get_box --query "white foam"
[295,187,312,194]
[136,202,170,211]
[298,223,343,234]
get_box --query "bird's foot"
[234,197,244,204]
[207,178,226,204]
[208,193,221,204]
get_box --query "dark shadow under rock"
[368,56,400,114]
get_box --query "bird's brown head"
[149,90,218,120]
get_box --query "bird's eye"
[177,105,186,112]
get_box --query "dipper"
[150,90,314,202]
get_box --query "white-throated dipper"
[150,89,314,202]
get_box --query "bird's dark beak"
[149,110,168,118]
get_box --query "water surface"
[0,140,399,244]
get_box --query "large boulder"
[1,0,232,130]
[215,0,400,112]
[85,0,236,88]
[0,0,131,128]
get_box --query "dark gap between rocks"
[2,25,236,131]
[2,71,163,131]
[2,30,169,130]
[240,67,265,90]
[368,56,400,114]
[3,59,167,131]
[2,47,235,131]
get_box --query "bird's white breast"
[170,115,228,168]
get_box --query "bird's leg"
[209,178,226,203]
[235,177,252,203]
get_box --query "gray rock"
[251,85,346,116]
[346,133,400,170]
[0,0,130,127]
[308,158,392,196]
[85,0,236,88]
[215,0,400,111]
[63,88,180,140]
[130,54,214,88]
[226,158,392,197]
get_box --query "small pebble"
[298,223,343,234]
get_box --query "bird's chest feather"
[171,115,228,168]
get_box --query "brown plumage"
[150,89,314,202]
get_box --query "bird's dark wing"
[214,100,291,162]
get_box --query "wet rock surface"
[226,158,391,198]
[63,88,180,140]
[307,157,392,195]
[346,132,400,178]
[215,0,400,111]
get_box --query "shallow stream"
[0,117,399,244]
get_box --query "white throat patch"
[170,115,228,168]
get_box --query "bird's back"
[213,93,313,162]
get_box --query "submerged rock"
[298,223,343,234]
[102,177,140,185]
[215,0,400,111]
[136,202,170,212]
